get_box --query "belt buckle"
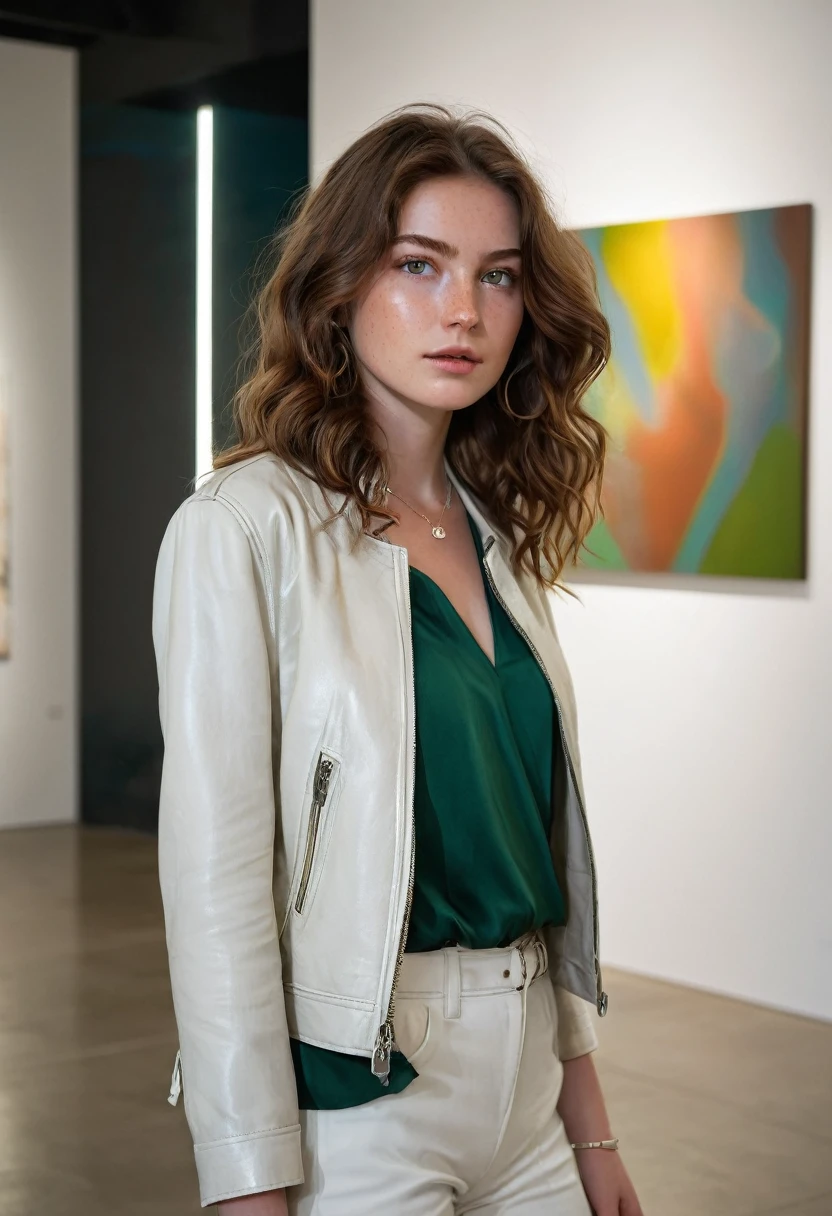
[514,929,548,991]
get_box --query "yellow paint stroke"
[601,221,683,383]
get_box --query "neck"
[365,390,453,511]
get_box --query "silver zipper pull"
[167,1049,182,1106]
[314,758,333,801]
[371,1023,393,1086]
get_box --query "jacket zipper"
[371,553,417,1085]
[294,753,335,915]
[481,537,608,1017]
[368,521,606,1083]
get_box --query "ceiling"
[0,0,308,115]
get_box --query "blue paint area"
[675,210,794,570]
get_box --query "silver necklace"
[384,478,453,539]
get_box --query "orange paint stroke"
[603,216,740,569]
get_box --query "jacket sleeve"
[554,985,599,1059]
[152,494,303,1208]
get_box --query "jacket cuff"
[554,984,600,1060]
[194,1122,304,1209]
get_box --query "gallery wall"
[311,0,832,1021]
[0,38,78,829]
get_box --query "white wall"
[312,0,832,1021]
[0,38,78,828]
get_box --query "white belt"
[396,928,549,1019]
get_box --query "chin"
[416,393,482,415]
[416,380,488,412]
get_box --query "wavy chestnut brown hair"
[215,102,611,590]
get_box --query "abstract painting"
[0,375,7,657]
[576,204,811,578]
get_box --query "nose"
[442,272,480,331]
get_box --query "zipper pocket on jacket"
[294,751,336,915]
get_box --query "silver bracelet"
[571,1137,620,1151]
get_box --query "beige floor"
[0,824,829,1216]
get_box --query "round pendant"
[432,526,446,539]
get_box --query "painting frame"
[574,203,812,580]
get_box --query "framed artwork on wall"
[575,204,812,579]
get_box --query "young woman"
[153,104,644,1216]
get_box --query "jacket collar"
[290,452,513,562]
[441,456,518,569]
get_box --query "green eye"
[483,269,514,286]
[404,259,428,274]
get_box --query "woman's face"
[348,174,525,417]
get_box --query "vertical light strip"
[195,105,214,482]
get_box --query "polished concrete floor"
[0,823,830,1216]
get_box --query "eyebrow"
[393,233,522,261]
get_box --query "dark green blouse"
[290,511,566,1108]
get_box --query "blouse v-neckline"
[407,512,497,670]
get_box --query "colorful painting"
[576,204,811,578]
[0,376,7,657]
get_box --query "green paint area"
[700,425,804,578]
[581,517,628,570]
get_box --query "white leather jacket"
[152,451,608,1209]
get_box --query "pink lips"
[425,348,482,375]
[426,357,480,374]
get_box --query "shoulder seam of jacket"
[184,491,281,637]
[194,452,276,499]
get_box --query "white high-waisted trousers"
[287,931,593,1215]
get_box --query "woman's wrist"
[557,1052,614,1144]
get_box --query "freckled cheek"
[384,285,434,333]
[367,290,433,357]
[485,297,525,359]
[355,289,430,371]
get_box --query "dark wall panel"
[81,103,197,831]
[80,101,308,832]
[213,106,308,451]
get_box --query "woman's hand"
[216,1189,288,1216]
[574,1148,643,1216]
[558,1052,644,1215]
